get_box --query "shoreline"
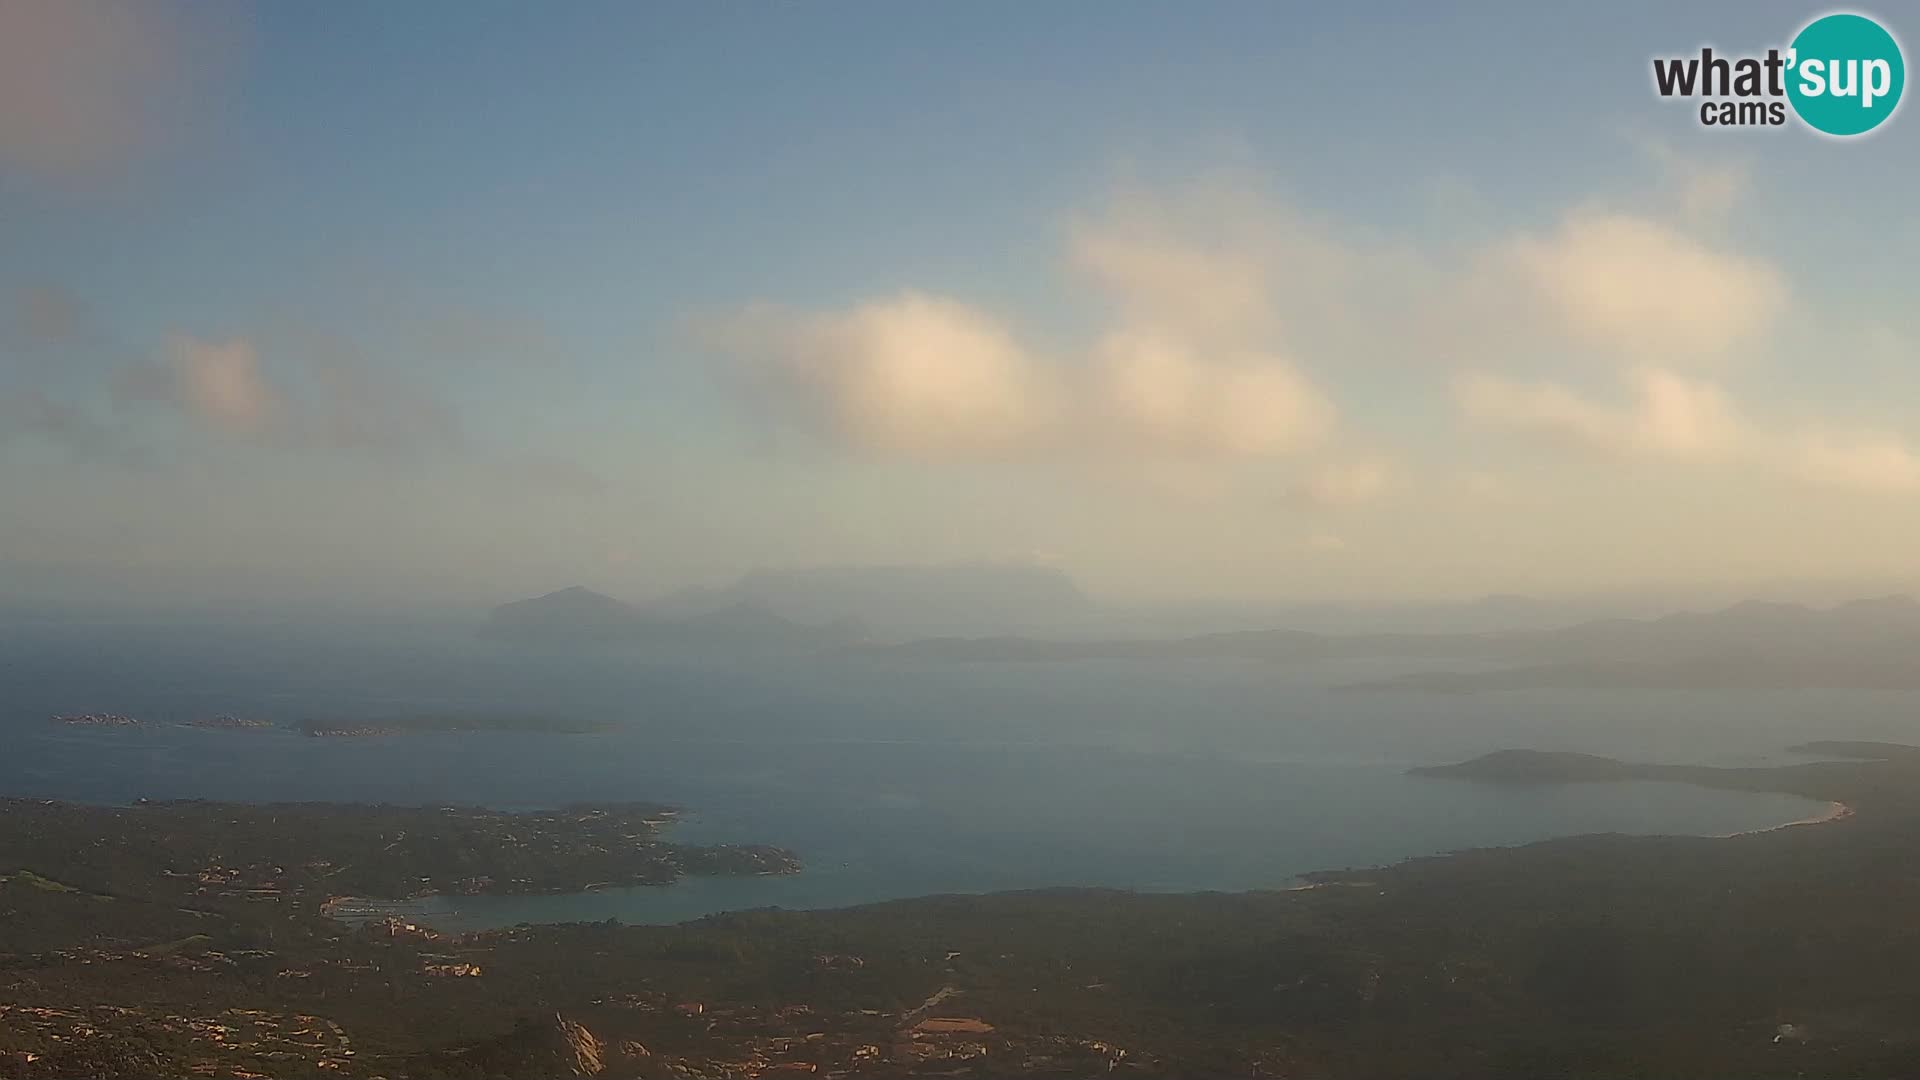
[345,792,1841,933]
[1715,799,1854,838]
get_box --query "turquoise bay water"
[3,625,1903,928]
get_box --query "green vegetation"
[133,934,214,957]
[1,870,82,893]
[0,799,797,917]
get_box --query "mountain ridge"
[876,595,1920,690]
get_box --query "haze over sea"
[3,621,1897,929]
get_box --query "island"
[7,743,1920,1078]
[48,713,141,728]
[1406,742,1906,811]
[182,716,276,731]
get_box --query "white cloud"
[1456,367,1746,461]
[1492,209,1787,365]
[712,171,1920,526]
[715,298,1337,464]
[1094,331,1333,457]
[720,293,1061,458]
[1068,197,1273,340]
[710,186,1354,470]
[1628,368,1749,458]
[1459,366,1920,496]
[1456,373,1620,449]
[1789,431,1920,493]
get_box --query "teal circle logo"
[1787,13,1905,136]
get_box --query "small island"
[1408,742,1913,818]
[182,715,277,731]
[49,713,141,728]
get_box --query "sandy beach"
[1716,800,1854,838]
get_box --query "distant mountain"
[1364,594,1920,690]
[881,596,1920,690]
[1464,593,1550,622]
[487,586,637,638]
[482,586,855,649]
[651,563,1096,638]
[881,625,1486,663]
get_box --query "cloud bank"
[708,166,1918,511]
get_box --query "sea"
[3,620,1908,930]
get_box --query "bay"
[1,623,1892,928]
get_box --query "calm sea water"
[3,622,1907,928]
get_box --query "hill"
[481,587,856,649]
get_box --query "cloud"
[1789,431,1920,493]
[712,297,1337,464]
[1490,209,1787,365]
[167,336,281,436]
[709,183,1347,470]
[1437,161,1920,500]
[113,333,466,459]
[711,175,1793,486]
[0,0,199,179]
[1459,367,1920,495]
[1070,181,1435,373]
[718,293,1061,458]
[711,169,1920,525]
[1456,367,1746,461]
[1289,458,1394,507]
[1095,331,1332,457]
[1629,134,1751,224]
[1067,193,1274,340]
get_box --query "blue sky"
[3,1,1918,612]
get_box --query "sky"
[3,0,1920,614]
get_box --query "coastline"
[1715,799,1854,838]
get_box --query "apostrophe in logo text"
[1652,11,1905,136]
